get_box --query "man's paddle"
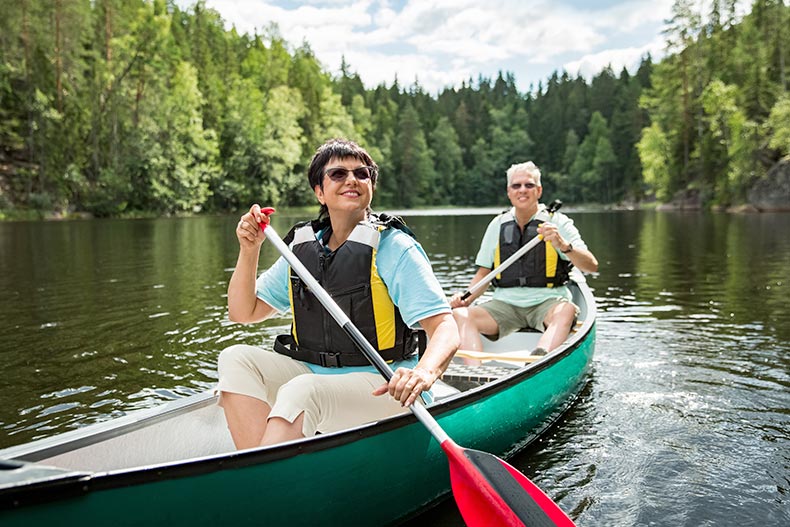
[460,200,562,302]
[258,211,575,527]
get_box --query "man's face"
[507,171,542,211]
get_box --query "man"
[449,161,598,356]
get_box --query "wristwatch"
[561,243,574,254]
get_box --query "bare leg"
[453,307,485,352]
[453,306,500,365]
[260,413,306,447]
[537,302,577,352]
[221,391,271,450]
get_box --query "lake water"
[1,209,788,526]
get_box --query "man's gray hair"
[506,161,542,187]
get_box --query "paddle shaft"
[460,199,562,302]
[261,222,450,444]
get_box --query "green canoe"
[0,277,596,526]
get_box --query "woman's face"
[314,156,374,217]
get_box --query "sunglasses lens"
[326,168,347,181]
[352,167,371,180]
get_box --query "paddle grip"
[256,207,276,230]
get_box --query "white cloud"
[342,49,466,90]
[590,0,674,32]
[563,36,665,80]
[177,0,701,93]
[371,4,398,27]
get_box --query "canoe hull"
[1,282,596,526]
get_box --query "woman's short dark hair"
[307,138,378,190]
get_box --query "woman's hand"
[372,366,439,407]
[236,205,276,251]
[372,313,458,406]
[227,205,278,324]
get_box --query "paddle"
[258,210,575,527]
[460,200,562,302]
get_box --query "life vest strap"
[274,334,416,367]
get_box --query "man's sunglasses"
[510,182,537,190]
[324,166,376,182]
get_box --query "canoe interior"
[0,277,596,525]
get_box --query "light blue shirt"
[475,205,588,308]
[256,225,450,376]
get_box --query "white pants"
[216,344,407,437]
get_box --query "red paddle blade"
[441,440,576,527]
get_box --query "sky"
[175,0,742,95]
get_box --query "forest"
[0,0,788,217]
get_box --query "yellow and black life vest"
[492,214,572,288]
[274,214,422,367]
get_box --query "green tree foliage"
[259,86,307,206]
[637,123,673,202]
[217,81,305,209]
[571,112,617,203]
[701,79,756,203]
[0,0,785,216]
[428,117,463,205]
[391,102,435,208]
[316,86,356,143]
[766,94,790,154]
[639,0,789,207]
[142,61,219,213]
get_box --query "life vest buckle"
[319,352,342,368]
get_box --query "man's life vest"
[274,214,422,367]
[491,212,573,289]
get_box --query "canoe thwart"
[454,349,544,363]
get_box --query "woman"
[217,138,459,449]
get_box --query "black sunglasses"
[324,165,376,182]
[510,182,537,190]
